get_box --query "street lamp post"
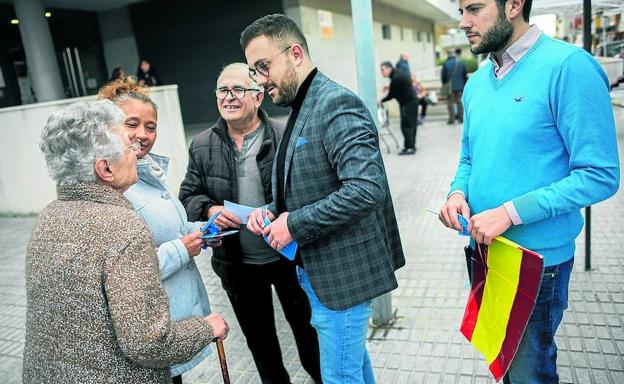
[583,0,592,271]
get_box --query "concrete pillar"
[13,0,64,102]
[351,0,395,326]
[98,7,140,79]
[350,0,378,121]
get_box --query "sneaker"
[399,148,416,156]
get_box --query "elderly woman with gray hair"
[98,77,224,384]
[23,100,228,384]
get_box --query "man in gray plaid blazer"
[243,15,405,383]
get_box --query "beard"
[471,9,513,54]
[271,61,298,107]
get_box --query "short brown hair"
[240,14,309,56]
[451,0,532,23]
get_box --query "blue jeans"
[503,258,574,384]
[297,267,375,384]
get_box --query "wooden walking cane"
[216,339,231,384]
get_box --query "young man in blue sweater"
[440,0,620,382]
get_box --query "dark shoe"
[399,148,416,156]
[447,119,455,124]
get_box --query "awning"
[532,0,624,16]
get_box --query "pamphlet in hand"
[200,211,239,246]
[262,208,298,261]
[426,208,470,236]
[224,200,256,224]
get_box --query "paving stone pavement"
[1,112,623,384]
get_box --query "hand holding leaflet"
[200,211,221,235]
[426,208,470,236]
[262,207,298,261]
[200,211,239,248]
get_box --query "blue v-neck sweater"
[450,34,620,266]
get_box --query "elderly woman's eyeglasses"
[249,46,292,80]
[215,87,261,100]
[129,139,142,152]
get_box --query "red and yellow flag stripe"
[461,237,543,381]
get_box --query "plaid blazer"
[275,71,405,310]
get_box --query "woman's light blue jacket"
[124,153,212,377]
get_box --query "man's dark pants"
[226,259,322,384]
[447,90,464,123]
[400,99,419,150]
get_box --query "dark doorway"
[129,0,290,129]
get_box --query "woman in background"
[109,66,126,82]
[136,59,159,86]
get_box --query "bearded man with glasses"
[243,14,405,384]
[179,62,321,384]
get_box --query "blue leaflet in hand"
[458,214,470,236]
[202,229,239,240]
[200,211,223,248]
[263,214,298,261]
[200,211,222,233]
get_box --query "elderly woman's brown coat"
[23,183,213,383]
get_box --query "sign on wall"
[318,10,334,40]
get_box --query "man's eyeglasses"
[249,46,292,80]
[215,87,261,100]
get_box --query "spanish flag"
[460,237,544,381]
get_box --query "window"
[414,30,421,42]
[400,26,404,41]
[382,24,391,40]
[426,32,431,43]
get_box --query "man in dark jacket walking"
[441,49,468,124]
[179,63,321,384]
[380,61,419,155]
